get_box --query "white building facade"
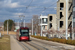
[39,15,48,31]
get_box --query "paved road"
[11,35,75,50]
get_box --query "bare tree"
[32,15,40,35]
[26,23,32,30]
[56,30,61,38]
[46,28,56,38]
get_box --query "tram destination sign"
[21,30,28,32]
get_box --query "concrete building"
[57,0,67,31]
[39,15,48,31]
[68,0,72,29]
[38,15,48,37]
[48,14,57,30]
[57,0,72,30]
[57,0,73,38]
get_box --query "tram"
[16,27,30,41]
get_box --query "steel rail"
[25,41,48,50]
[30,38,74,50]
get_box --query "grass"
[1,31,16,35]
[0,35,10,50]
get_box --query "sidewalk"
[10,35,23,50]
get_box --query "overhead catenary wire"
[40,1,57,14]
[18,0,33,26]
[23,1,61,15]
[16,1,60,23]
[24,0,33,13]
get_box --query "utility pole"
[19,15,25,27]
[57,19,59,31]
[18,21,19,27]
[66,0,68,40]
[72,0,75,40]
[41,18,42,36]
[3,26,4,35]
[72,16,74,40]
[57,19,59,38]
[24,20,25,27]
[7,21,8,34]
[32,19,33,35]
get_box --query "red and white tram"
[16,27,30,41]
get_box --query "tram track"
[12,35,37,50]
[11,35,75,50]
[19,42,31,50]
[30,37,75,50]
[12,35,60,50]
[12,35,49,50]
[12,35,30,50]
[25,41,48,50]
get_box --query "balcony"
[40,22,48,26]
[39,21,48,26]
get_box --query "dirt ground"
[0,31,16,35]
[0,35,10,50]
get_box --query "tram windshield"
[20,29,29,36]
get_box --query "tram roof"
[20,27,29,29]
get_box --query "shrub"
[31,35,75,45]
[66,40,72,44]
[59,39,66,44]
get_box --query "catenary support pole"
[18,21,19,27]
[24,20,25,27]
[66,0,68,40]
[32,19,33,35]
[41,18,42,36]
[3,26,4,35]
[72,15,74,40]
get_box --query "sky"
[0,0,58,22]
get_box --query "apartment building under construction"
[48,14,57,30]
[57,0,72,31]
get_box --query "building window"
[60,21,63,28]
[42,18,47,24]
[60,12,63,19]
[60,3,64,10]
[50,23,52,28]
[44,18,46,22]
[49,16,53,21]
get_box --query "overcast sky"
[0,0,58,22]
